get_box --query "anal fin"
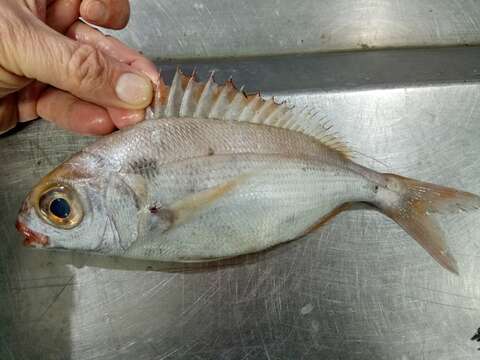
[301,203,352,237]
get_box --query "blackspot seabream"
[16,69,480,273]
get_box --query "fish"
[16,69,480,274]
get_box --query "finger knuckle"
[68,44,107,88]
[0,10,33,72]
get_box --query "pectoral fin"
[121,173,149,205]
[169,173,251,227]
[125,173,251,257]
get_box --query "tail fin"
[375,174,480,274]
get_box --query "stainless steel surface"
[3,1,480,359]
[118,0,480,59]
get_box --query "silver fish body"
[77,117,375,261]
[17,69,480,273]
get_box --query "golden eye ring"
[36,184,83,229]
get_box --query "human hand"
[0,0,158,135]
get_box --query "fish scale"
[123,154,372,261]
[16,68,480,274]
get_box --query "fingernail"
[115,73,152,106]
[85,0,108,23]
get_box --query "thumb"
[4,16,153,110]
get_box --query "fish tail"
[374,173,480,274]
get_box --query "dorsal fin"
[145,68,352,159]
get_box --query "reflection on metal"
[2,1,480,359]
[116,0,480,59]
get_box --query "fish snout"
[15,220,50,247]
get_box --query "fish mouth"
[15,220,50,247]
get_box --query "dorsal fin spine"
[209,85,229,119]
[148,68,352,159]
[179,76,197,117]
[194,73,215,117]
[165,70,183,117]
[252,99,275,124]
[263,102,288,125]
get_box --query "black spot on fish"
[285,214,296,225]
[207,147,215,156]
[374,185,379,193]
[129,158,159,179]
[471,327,480,350]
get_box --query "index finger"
[66,21,158,82]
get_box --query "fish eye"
[49,198,71,219]
[37,185,83,229]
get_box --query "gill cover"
[101,174,144,251]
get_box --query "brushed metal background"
[2,1,480,359]
[116,0,480,58]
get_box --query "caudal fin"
[375,174,480,274]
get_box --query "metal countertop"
[2,1,480,359]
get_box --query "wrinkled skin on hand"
[0,0,159,135]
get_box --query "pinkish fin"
[145,71,169,120]
[170,173,251,227]
[301,203,353,237]
[146,68,352,159]
[376,174,480,274]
